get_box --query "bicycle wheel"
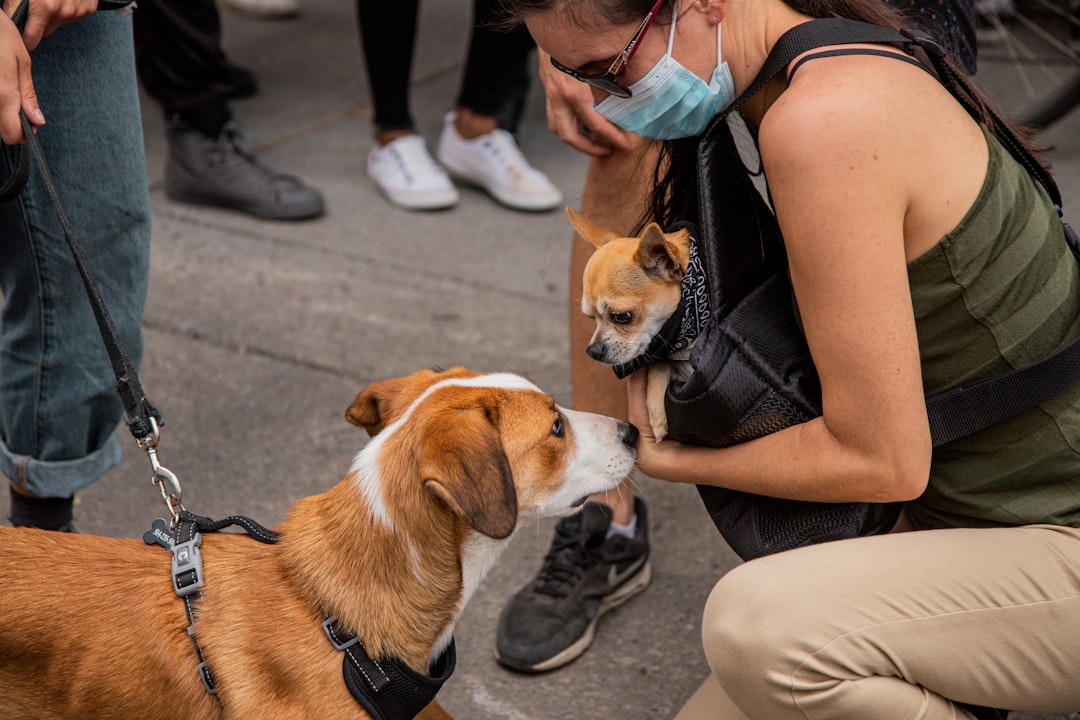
[975,0,1080,129]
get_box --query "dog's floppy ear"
[636,223,685,281]
[566,206,620,249]
[347,368,475,437]
[347,381,392,436]
[420,402,518,539]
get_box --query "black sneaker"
[165,119,325,221]
[495,497,651,673]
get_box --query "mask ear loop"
[716,18,723,67]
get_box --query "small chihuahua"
[568,206,698,441]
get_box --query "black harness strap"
[787,47,933,80]
[146,513,455,719]
[323,619,456,720]
[145,511,280,697]
[688,18,1080,447]
[171,513,217,695]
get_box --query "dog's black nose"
[586,342,606,361]
[618,421,639,448]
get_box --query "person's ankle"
[606,514,638,540]
[590,487,637,526]
[8,483,74,531]
[452,108,498,140]
[375,129,418,147]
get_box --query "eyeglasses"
[548,0,668,99]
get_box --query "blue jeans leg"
[0,10,151,499]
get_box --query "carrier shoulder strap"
[702,17,1080,447]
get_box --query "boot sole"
[167,188,324,221]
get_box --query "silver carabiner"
[152,458,184,526]
[139,417,184,525]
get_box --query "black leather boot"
[165,118,325,221]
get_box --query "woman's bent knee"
[702,558,805,707]
[701,550,855,716]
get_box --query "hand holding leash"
[3,0,98,52]
[0,1,41,144]
[0,0,174,522]
[0,0,135,145]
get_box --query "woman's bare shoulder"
[758,51,935,172]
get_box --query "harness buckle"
[171,534,205,598]
[197,661,218,695]
[323,617,359,651]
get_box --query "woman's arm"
[632,57,944,504]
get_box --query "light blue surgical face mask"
[594,6,735,140]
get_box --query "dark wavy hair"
[498,0,1040,235]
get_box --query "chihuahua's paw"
[650,414,668,443]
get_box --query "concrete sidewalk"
[3,1,1079,718]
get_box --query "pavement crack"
[142,319,367,384]
[152,209,564,307]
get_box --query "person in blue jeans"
[0,4,151,531]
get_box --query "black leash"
[2,0,161,441]
[0,0,187,516]
[6,10,455,715]
[9,108,162,440]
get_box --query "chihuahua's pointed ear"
[636,223,685,281]
[420,403,518,539]
[566,206,620,248]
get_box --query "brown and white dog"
[569,206,695,441]
[0,367,637,720]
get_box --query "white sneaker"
[367,135,460,211]
[219,0,299,19]
[436,112,563,212]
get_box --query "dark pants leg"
[356,0,420,132]
[133,0,233,137]
[458,0,535,131]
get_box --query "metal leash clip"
[137,416,184,526]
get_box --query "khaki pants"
[676,524,1080,719]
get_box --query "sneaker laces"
[208,125,279,188]
[475,129,541,183]
[383,138,446,186]
[532,519,601,598]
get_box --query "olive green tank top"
[906,126,1080,530]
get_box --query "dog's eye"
[551,416,565,438]
[611,311,633,325]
